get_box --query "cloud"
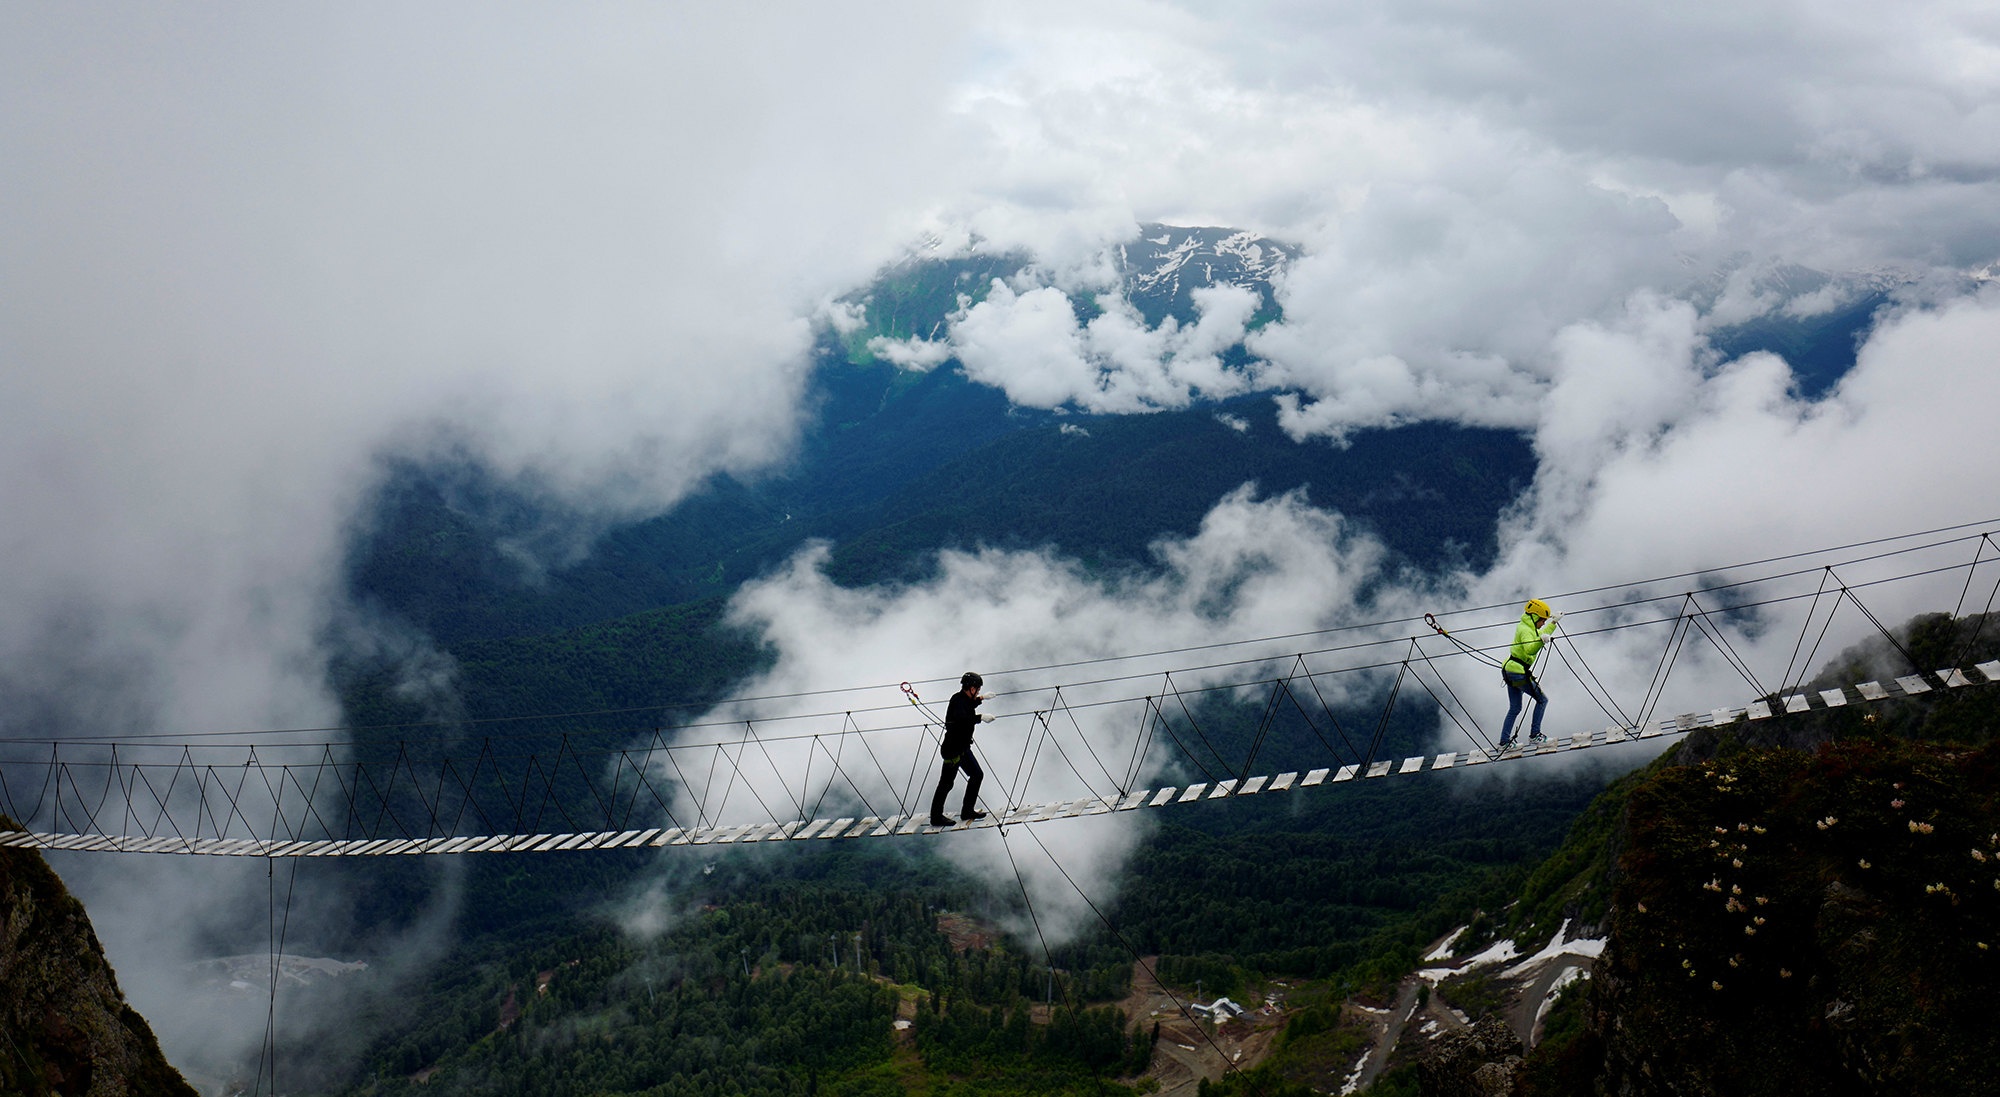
[887,1,2000,439]
[2,0,972,1075]
[654,487,1392,941]
[940,279,1262,412]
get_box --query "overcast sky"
[6,0,2000,1073]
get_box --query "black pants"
[930,752,983,820]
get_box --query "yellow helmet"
[1524,598,1551,620]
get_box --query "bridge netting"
[1,523,1996,858]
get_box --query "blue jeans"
[1501,669,1547,744]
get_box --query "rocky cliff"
[0,819,196,1097]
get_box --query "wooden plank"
[809,818,854,839]
[1747,700,1772,720]
[1856,681,1888,701]
[1709,707,1739,727]
[1238,776,1268,795]
[1366,761,1392,778]
[1784,694,1810,713]
[1268,772,1297,791]
[1304,768,1332,786]
[554,833,596,851]
[1208,779,1238,799]
[830,817,874,838]
[1938,668,1970,687]
[1331,765,1358,783]
[1432,752,1458,770]
[1977,660,2000,682]
[1896,675,1932,694]
[1149,788,1179,807]
[1117,790,1150,810]
[1398,756,1425,775]
[1819,689,1848,708]
[1177,784,1208,803]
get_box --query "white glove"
[980,713,996,722]
[1547,611,1563,627]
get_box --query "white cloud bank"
[849,1,2000,436]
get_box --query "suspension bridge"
[2,522,1997,859]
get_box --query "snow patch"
[1339,1046,1372,1095]
[1534,966,1592,1032]
[1416,935,1520,985]
[1501,920,1606,979]
[1424,925,1469,962]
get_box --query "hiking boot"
[963,810,988,822]
[929,815,956,827]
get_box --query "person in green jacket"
[1499,599,1561,750]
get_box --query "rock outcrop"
[1419,1017,1523,1097]
[0,818,196,1097]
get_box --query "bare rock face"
[1591,738,2000,1096]
[1419,1016,1523,1097]
[0,820,197,1097]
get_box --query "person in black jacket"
[930,671,994,827]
